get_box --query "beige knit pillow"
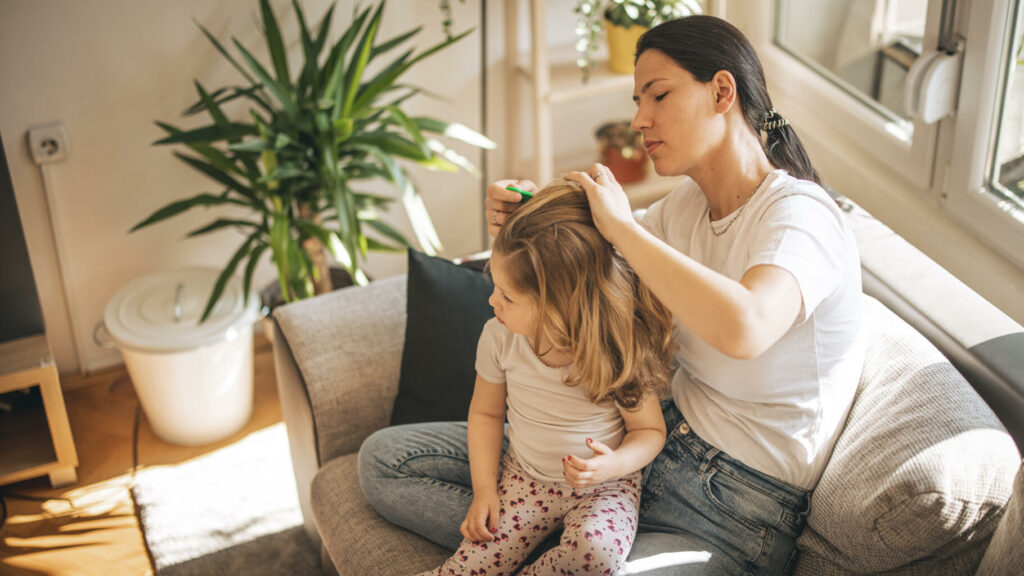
[794,296,1020,574]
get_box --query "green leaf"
[183,85,273,116]
[312,3,336,58]
[414,116,496,149]
[365,218,412,249]
[155,122,247,178]
[364,236,405,253]
[386,106,427,150]
[425,139,476,174]
[292,0,319,97]
[347,132,429,161]
[259,0,290,85]
[322,5,372,105]
[340,1,383,119]
[153,122,258,145]
[242,243,268,306]
[233,38,298,117]
[362,147,441,254]
[269,211,294,302]
[228,139,274,153]
[201,232,258,322]
[352,28,473,112]
[196,21,257,85]
[186,218,260,238]
[130,193,251,233]
[173,152,262,205]
[195,81,231,132]
[370,27,421,60]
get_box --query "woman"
[361,15,863,575]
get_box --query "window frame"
[944,0,1024,270]
[737,0,1024,272]
[741,0,943,190]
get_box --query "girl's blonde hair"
[492,178,675,409]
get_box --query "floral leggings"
[416,454,642,576]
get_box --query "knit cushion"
[794,296,1020,574]
[390,250,494,425]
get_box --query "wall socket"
[27,121,71,165]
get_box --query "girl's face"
[487,254,538,338]
[631,49,722,177]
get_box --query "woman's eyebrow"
[633,78,667,101]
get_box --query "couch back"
[843,200,1024,448]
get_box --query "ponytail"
[637,16,821,185]
[761,110,821,185]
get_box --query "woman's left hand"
[565,163,635,245]
[562,438,622,488]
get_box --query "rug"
[131,423,320,576]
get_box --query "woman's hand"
[562,438,624,488]
[565,163,635,245]
[485,179,537,238]
[460,489,502,542]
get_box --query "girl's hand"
[565,163,635,245]
[562,438,623,488]
[460,489,502,542]
[485,179,537,238]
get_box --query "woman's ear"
[710,70,737,113]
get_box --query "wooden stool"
[0,335,78,488]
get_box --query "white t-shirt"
[641,170,864,489]
[476,318,626,484]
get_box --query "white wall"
[0,0,488,375]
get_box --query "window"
[741,0,1024,270]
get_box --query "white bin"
[98,267,261,446]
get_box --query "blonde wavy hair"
[491,178,675,409]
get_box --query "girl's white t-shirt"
[641,170,864,489]
[476,318,626,484]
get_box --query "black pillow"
[390,249,494,425]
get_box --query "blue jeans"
[358,402,810,575]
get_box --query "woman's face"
[631,49,721,177]
[487,254,537,338]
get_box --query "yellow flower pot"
[605,20,648,75]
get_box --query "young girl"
[415,179,675,576]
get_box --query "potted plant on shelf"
[573,0,702,79]
[131,0,494,321]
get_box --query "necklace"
[707,171,773,237]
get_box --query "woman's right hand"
[460,489,502,542]
[485,179,537,238]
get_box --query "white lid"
[104,267,261,353]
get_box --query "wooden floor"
[0,335,280,576]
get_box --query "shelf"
[0,387,59,481]
[0,335,78,488]
[516,44,635,104]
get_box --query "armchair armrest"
[271,275,407,545]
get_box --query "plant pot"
[605,20,648,75]
[97,267,261,446]
[596,121,647,184]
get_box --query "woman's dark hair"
[636,15,820,185]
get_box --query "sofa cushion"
[974,461,1024,575]
[311,453,448,575]
[794,296,1020,574]
[390,250,494,425]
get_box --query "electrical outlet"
[27,121,71,165]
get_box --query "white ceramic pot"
[97,267,261,446]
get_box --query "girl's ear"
[710,70,737,113]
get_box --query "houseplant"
[132,0,494,321]
[573,0,702,79]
